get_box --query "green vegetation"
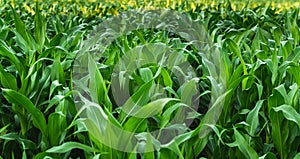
[0,0,300,158]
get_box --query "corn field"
[0,0,300,159]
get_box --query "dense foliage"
[0,1,300,158]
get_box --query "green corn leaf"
[294,153,300,159]
[46,142,95,153]
[160,67,173,87]
[48,112,67,146]
[11,6,30,45]
[269,109,286,159]
[49,80,62,98]
[123,98,179,132]
[288,66,300,86]
[179,78,198,106]
[225,39,248,90]
[0,40,25,73]
[33,152,51,159]
[139,67,153,83]
[273,104,300,128]
[271,52,278,85]
[233,127,259,159]
[2,89,47,137]
[246,100,263,137]
[268,84,286,113]
[34,2,46,53]
[119,79,153,122]
[88,53,108,106]
[161,141,184,159]
[132,98,179,118]
[0,133,36,150]
[259,152,277,159]
[225,39,247,75]
[123,116,147,133]
[51,55,65,84]
[273,27,282,47]
[0,64,17,90]
[161,103,185,127]
[11,5,36,54]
